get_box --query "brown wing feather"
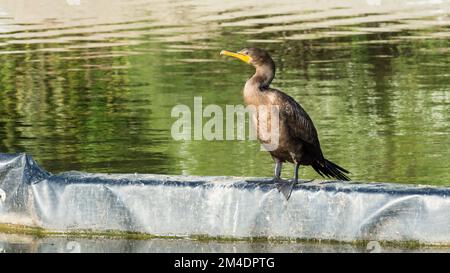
[266,88,350,180]
[270,89,324,158]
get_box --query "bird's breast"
[242,86,287,151]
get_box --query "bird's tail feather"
[312,159,350,181]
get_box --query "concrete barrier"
[0,153,449,244]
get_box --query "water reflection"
[1,234,448,253]
[0,0,449,184]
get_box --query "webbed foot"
[276,180,297,200]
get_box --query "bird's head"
[220,47,274,68]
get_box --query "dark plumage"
[220,47,350,199]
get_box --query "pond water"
[1,234,449,253]
[0,0,449,185]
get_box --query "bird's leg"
[294,164,314,183]
[273,160,283,182]
[293,162,299,183]
[246,160,283,185]
[277,162,300,200]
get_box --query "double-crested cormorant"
[220,48,350,200]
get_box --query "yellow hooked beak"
[220,50,252,64]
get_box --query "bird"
[220,48,350,200]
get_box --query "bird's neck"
[249,63,275,90]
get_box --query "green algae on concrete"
[1,223,449,251]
